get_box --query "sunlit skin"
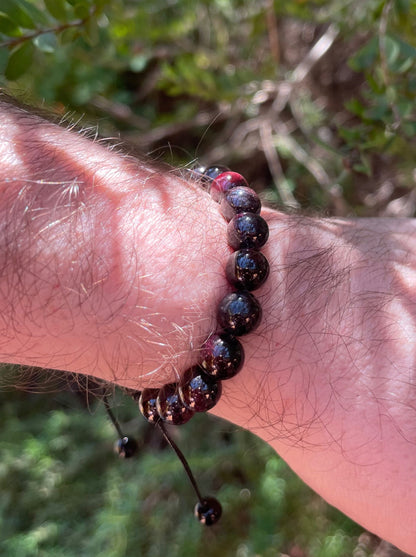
[1,96,416,554]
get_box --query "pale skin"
[1,95,416,554]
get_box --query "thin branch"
[266,0,280,64]
[0,14,91,49]
[272,24,339,113]
[260,121,299,208]
[378,0,401,130]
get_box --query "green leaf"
[0,13,20,36]
[5,41,35,80]
[353,154,372,176]
[17,0,50,26]
[60,27,80,44]
[345,98,365,117]
[348,37,378,72]
[33,32,57,53]
[44,0,68,21]
[73,3,90,18]
[83,14,99,45]
[129,54,149,73]
[395,57,414,73]
[394,0,410,14]
[383,35,400,69]
[0,0,36,29]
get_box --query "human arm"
[1,95,415,554]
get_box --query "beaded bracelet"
[112,165,270,526]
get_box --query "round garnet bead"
[226,249,270,291]
[115,436,138,458]
[179,366,222,412]
[210,171,249,202]
[138,388,160,423]
[217,291,262,336]
[227,213,269,250]
[220,186,261,221]
[201,333,244,380]
[156,383,195,425]
[195,497,222,526]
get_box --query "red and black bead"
[217,290,262,336]
[226,249,270,291]
[201,333,244,380]
[210,171,249,202]
[220,186,261,221]
[179,366,222,412]
[156,383,195,426]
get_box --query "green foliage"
[0,0,414,209]
[0,387,361,557]
[1,0,416,554]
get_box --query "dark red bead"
[227,213,269,250]
[156,383,195,425]
[210,171,249,202]
[220,186,261,221]
[115,436,138,458]
[226,249,270,291]
[201,333,244,380]
[179,366,222,412]
[138,388,160,423]
[217,291,262,336]
[194,497,222,525]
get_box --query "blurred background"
[0,0,415,555]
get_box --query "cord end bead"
[115,436,138,458]
[194,497,222,526]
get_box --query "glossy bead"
[138,388,160,423]
[210,171,249,202]
[194,497,222,526]
[179,366,222,412]
[201,333,244,380]
[217,291,262,336]
[227,212,269,250]
[220,186,261,221]
[156,383,195,425]
[189,165,208,185]
[203,165,229,181]
[115,436,138,458]
[226,249,270,291]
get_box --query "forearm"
[0,95,229,386]
[1,96,416,553]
